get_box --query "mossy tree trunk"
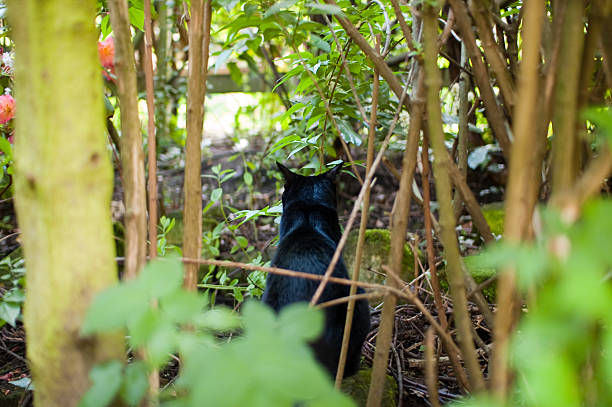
[9,0,124,405]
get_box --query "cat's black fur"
[262,162,370,378]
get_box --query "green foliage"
[81,259,353,407]
[0,253,25,327]
[455,199,612,407]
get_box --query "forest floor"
[0,137,503,406]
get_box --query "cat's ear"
[277,162,297,184]
[324,162,344,181]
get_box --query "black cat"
[262,162,370,378]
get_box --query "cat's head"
[276,162,343,210]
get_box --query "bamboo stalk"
[422,3,485,392]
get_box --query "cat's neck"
[279,201,341,243]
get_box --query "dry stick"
[470,0,515,109]
[551,0,585,194]
[181,256,463,357]
[309,81,411,307]
[334,36,381,388]
[425,328,440,407]
[108,0,147,280]
[491,0,546,398]
[182,0,211,290]
[453,42,469,220]
[143,0,157,261]
[319,291,384,309]
[367,71,425,407]
[422,3,485,392]
[448,0,511,161]
[142,0,159,401]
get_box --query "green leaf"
[0,136,12,158]
[279,302,323,342]
[310,34,330,53]
[139,259,184,299]
[268,134,301,155]
[337,119,362,146]
[120,361,148,406]
[79,361,123,407]
[81,282,147,334]
[128,6,144,31]
[148,324,177,367]
[210,188,223,202]
[227,62,243,86]
[161,290,206,323]
[194,307,241,331]
[236,236,248,248]
[305,2,345,16]
[243,172,253,186]
[0,302,20,327]
[263,0,299,18]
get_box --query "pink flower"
[98,36,115,69]
[0,94,15,124]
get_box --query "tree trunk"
[9,0,125,405]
